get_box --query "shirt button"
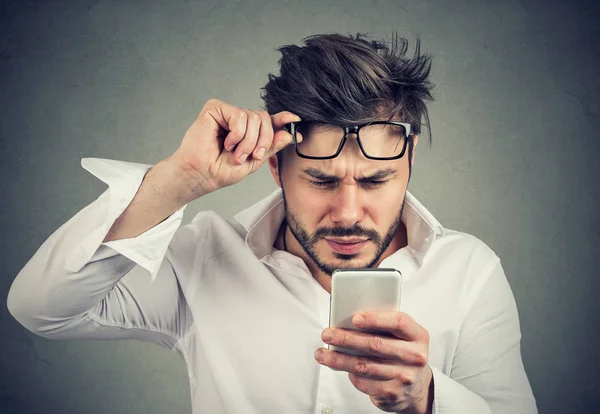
[321,407,333,414]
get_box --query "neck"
[282,220,289,253]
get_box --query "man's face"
[269,124,417,276]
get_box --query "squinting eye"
[362,180,389,188]
[310,180,336,188]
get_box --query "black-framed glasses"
[283,121,413,160]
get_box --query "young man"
[7,33,537,413]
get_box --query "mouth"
[324,237,369,255]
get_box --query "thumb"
[267,111,302,156]
[270,111,302,129]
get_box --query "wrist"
[419,366,435,414]
[161,155,213,204]
[401,366,434,414]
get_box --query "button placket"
[314,352,336,414]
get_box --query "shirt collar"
[233,188,444,272]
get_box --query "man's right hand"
[169,98,301,199]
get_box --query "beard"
[282,191,406,276]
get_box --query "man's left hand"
[314,311,434,413]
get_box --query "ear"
[410,135,419,166]
[268,154,282,187]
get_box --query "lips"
[324,238,369,255]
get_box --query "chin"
[332,253,360,261]
[330,254,376,268]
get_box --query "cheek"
[294,191,330,220]
[365,185,407,223]
[283,180,330,221]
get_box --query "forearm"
[103,156,201,242]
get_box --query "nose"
[329,183,364,227]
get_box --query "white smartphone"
[328,268,402,357]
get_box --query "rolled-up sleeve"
[431,258,538,414]
[66,157,185,282]
[7,158,193,350]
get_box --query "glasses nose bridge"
[338,125,362,156]
[345,125,360,135]
[342,125,361,142]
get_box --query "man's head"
[261,33,434,275]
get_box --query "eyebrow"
[302,168,397,181]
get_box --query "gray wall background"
[1,0,599,413]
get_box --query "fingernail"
[353,314,365,326]
[238,153,248,163]
[322,329,333,342]
[255,148,266,159]
[314,348,324,362]
[227,144,235,151]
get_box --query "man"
[7,33,537,413]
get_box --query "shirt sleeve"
[6,158,193,351]
[431,258,538,414]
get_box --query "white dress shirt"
[7,157,538,414]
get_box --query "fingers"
[231,110,261,164]
[321,328,427,365]
[314,348,396,381]
[267,111,302,156]
[201,99,301,164]
[352,311,427,342]
[228,109,301,163]
[202,99,248,154]
[222,111,248,155]
[271,110,302,129]
[251,111,273,161]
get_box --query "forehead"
[282,145,404,177]
[310,156,399,174]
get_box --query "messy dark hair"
[261,32,434,155]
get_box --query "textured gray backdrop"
[1,0,599,413]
